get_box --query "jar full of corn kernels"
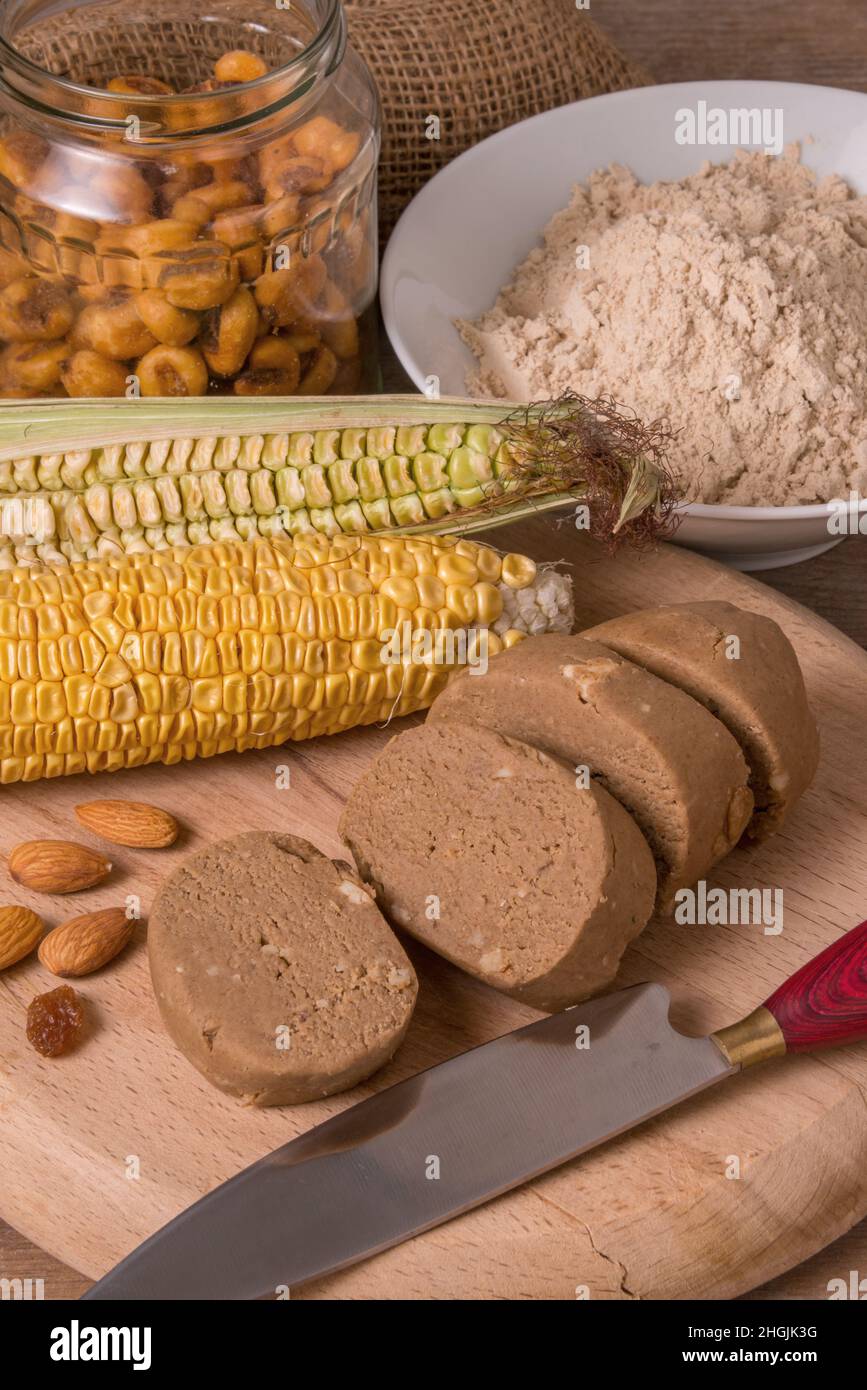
[0,0,379,398]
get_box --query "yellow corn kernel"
[262,633,284,676]
[11,680,36,723]
[445,584,477,624]
[95,653,132,688]
[501,553,537,589]
[239,629,262,673]
[379,575,418,610]
[351,638,384,673]
[474,582,504,625]
[437,552,479,586]
[110,682,140,723]
[35,681,65,722]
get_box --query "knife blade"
[83,917,867,1300]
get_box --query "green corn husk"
[0,394,679,568]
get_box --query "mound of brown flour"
[459,149,867,505]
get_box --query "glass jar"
[0,0,379,398]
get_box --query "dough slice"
[340,721,657,1012]
[426,634,753,908]
[583,601,819,840]
[149,831,417,1106]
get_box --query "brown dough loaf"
[583,602,819,841]
[340,721,657,1012]
[426,635,754,908]
[149,831,417,1106]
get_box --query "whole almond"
[0,905,44,971]
[38,908,135,977]
[74,800,179,849]
[8,840,111,894]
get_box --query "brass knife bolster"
[711,1006,787,1069]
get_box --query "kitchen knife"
[84,918,867,1300]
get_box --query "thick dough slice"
[583,601,819,841]
[340,721,657,1012]
[427,634,753,908]
[149,831,417,1106]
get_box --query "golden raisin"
[26,984,84,1057]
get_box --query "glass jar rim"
[0,0,346,137]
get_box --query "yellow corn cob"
[0,396,677,568]
[0,532,573,786]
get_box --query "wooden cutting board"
[1,519,866,1301]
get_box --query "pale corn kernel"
[323,638,350,674]
[445,585,477,624]
[437,553,478,586]
[95,654,132,688]
[474,582,504,624]
[379,575,418,610]
[501,554,537,589]
[348,638,382,673]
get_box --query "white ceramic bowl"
[381,81,867,569]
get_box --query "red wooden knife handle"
[763,918,867,1052]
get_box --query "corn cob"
[0,395,677,568]
[0,532,572,786]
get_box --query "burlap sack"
[347,0,651,233]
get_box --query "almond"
[8,840,111,894]
[0,905,44,971]
[74,800,180,849]
[38,908,135,977]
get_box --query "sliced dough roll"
[149,831,417,1106]
[427,634,753,908]
[340,721,657,1012]
[583,601,819,841]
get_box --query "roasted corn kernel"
[0,131,48,190]
[96,219,195,259]
[172,179,254,228]
[214,51,269,84]
[72,295,157,360]
[253,256,327,331]
[135,345,209,397]
[107,75,175,96]
[0,340,68,392]
[199,286,259,378]
[234,366,299,397]
[246,335,302,381]
[134,290,200,347]
[60,350,129,398]
[298,345,338,395]
[155,242,239,311]
[0,277,75,343]
[294,116,361,173]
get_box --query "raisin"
[26,985,84,1057]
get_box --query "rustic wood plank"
[2,524,867,1302]
[595,0,867,92]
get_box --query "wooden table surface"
[3,0,867,1301]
